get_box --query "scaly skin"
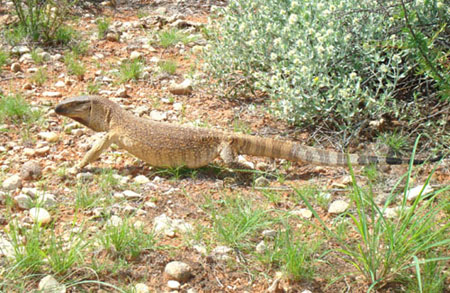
[55,96,437,169]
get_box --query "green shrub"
[0,94,39,124]
[204,0,449,130]
[118,59,143,83]
[0,50,9,72]
[96,17,111,39]
[158,59,177,75]
[11,0,75,43]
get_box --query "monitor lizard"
[54,96,439,169]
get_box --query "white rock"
[328,200,349,214]
[130,51,143,60]
[301,290,313,293]
[2,174,22,190]
[153,214,174,235]
[262,229,277,238]
[107,215,123,227]
[76,172,94,181]
[42,91,62,98]
[38,275,66,293]
[39,52,51,61]
[193,244,207,255]
[22,187,38,197]
[37,193,57,208]
[54,80,66,87]
[0,238,15,259]
[134,175,150,184]
[14,193,32,209]
[173,102,183,111]
[164,261,192,282]
[191,46,203,54]
[38,131,59,142]
[168,79,193,95]
[149,56,160,63]
[123,190,142,200]
[12,45,30,55]
[255,241,267,253]
[212,245,233,255]
[29,207,51,224]
[150,110,167,121]
[167,280,181,289]
[254,176,269,187]
[406,184,434,201]
[291,208,313,219]
[0,191,5,204]
[134,283,150,293]
[383,207,399,219]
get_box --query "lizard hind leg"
[219,141,255,183]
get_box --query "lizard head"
[55,96,114,132]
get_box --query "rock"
[155,7,167,14]
[22,83,33,90]
[2,174,22,190]
[35,146,50,156]
[22,187,38,197]
[42,91,62,98]
[262,229,277,238]
[212,245,233,255]
[37,193,57,208]
[106,32,119,42]
[123,190,142,200]
[170,19,203,29]
[291,208,313,219]
[107,215,122,227]
[193,244,207,255]
[134,283,149,293]
[27,67,38,74]
[76,172,94,181]
[168,79,193,95]
[11,62,21,72]
[12,45,30,55]
[14,193,33,209]
[38,131,59,142]
[116,86,127,98]
[254,176,270,187]
[149,56,160,63]
[133,175,150,184]
[38,275,66,293]
[328,200,349,214]
[154,214,193,236]
[20,161,42,180]
[39,52,51,61]
[54,80,65,88]
[167,280,181,290]
[164,261,192,282]
[0,238,15,259]
[150,110,167,121]
[29,207,51,224]
[173,102,183,111]
[255,241,267,253]
[0,191,5,204]
[191,46,203,55]
[255,162,269,171]
[130,51,143,60]
[383,207,399,219]
[406,184,434,201]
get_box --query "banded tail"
[231,134,441,166]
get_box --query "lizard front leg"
[79,132,115,168]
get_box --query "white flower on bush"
[288,14,298,25]
[293,58,301,65]
[251,30,258,37]
[274,38,282,46]
[291,1,299,9]
[316,45,325,54]
[300,66,308,74]
[288,49,296,57]
[239,23,246,33]
[349,72,358,80]
[392,54,401,63]
[380,64,389,73]
[270,53,277,61]
[344,33,352,42]
[266,23,273,31]
[296,39,303,47]
[280,9,286,15]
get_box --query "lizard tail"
[232,134,442,166]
